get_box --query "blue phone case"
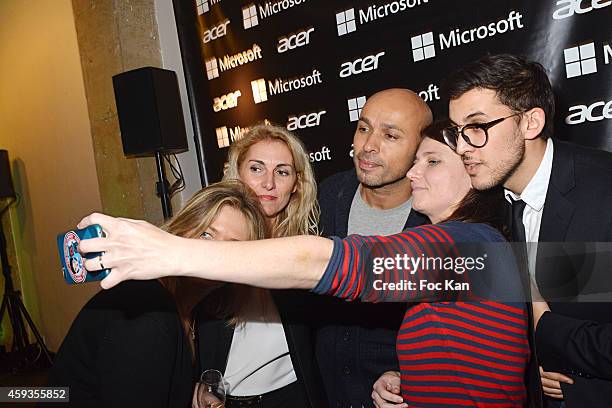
[57,224,110,284]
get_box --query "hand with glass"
[194,369,226,408]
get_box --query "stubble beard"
[355,165,409,189]
[471,130,525,190]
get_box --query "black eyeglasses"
[442,112,524,151]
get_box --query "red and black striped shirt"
[312,222,529,407]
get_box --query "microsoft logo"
[564,42,597,78]
[215,123,254,148]
[196,0,209,15]
[336,9,357,36]
[216,126,230,148]
[251,78,268,103]
[243,4,259,29]
[197,0,223,15]
[347,96,366,122]
[205,58,219,80]
[411,32,436,62]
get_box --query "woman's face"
[201,205,251,242]
[238,139,298,221]
[187,205,251,294]
[407,137,472,223]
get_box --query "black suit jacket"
[315,169,428,407]
[47,280,194,408]
[194,289,327,408]
[532,140,612,407]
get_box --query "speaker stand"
[0,207,53,368]
[155,151,173,221]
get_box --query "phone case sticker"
[63,231,87,283]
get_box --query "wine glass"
[196,369,226,408]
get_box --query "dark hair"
[422,120,509,238]
[442,54,555,140]
[446,188,508,239]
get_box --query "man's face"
[352,95,422,188]
[449,88,524,190]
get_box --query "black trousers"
[225,381,310,408]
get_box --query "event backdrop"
[172,0,612,184]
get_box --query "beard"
[469,130,525,190]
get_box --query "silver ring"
[98,254,106,270]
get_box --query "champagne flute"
[197,369,226,408]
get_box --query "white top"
[223,292,297,396]
[505,138,555,278]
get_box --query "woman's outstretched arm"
[77,213,332,290]
[78,214,512,304]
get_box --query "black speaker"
[112,67,188,157]
[0,150,16,199]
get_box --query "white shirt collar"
[504,138,554,212]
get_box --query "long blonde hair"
[223,123,319,237]
[158,180,267,330]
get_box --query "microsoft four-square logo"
[411,32,436,62]
[196,0,209,15]
[243,4,259,29]
[216,126,230,148]
[564,43,597,78]
[336,9,357,36]
[205,58,219,80]
[251,79,268,103]
[347,96,366,122]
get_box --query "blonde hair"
[158,180,267,328]
[161,179,266,240]
[223,123,319,238]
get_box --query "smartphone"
[57,224,110,284]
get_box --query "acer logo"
[203,19,230,43]
[565,99,612,124]
[212,90,241,112]
[287,110,326,130]
[552,0,611,20]
[277,27,314,53]
[339,51,385,78]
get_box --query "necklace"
[188,319,196,341]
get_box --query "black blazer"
[47,280,194,408]
[316,169,428,407]
[194,289,327,408]
[532,140,612,407]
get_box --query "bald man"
[316,89,433,407]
